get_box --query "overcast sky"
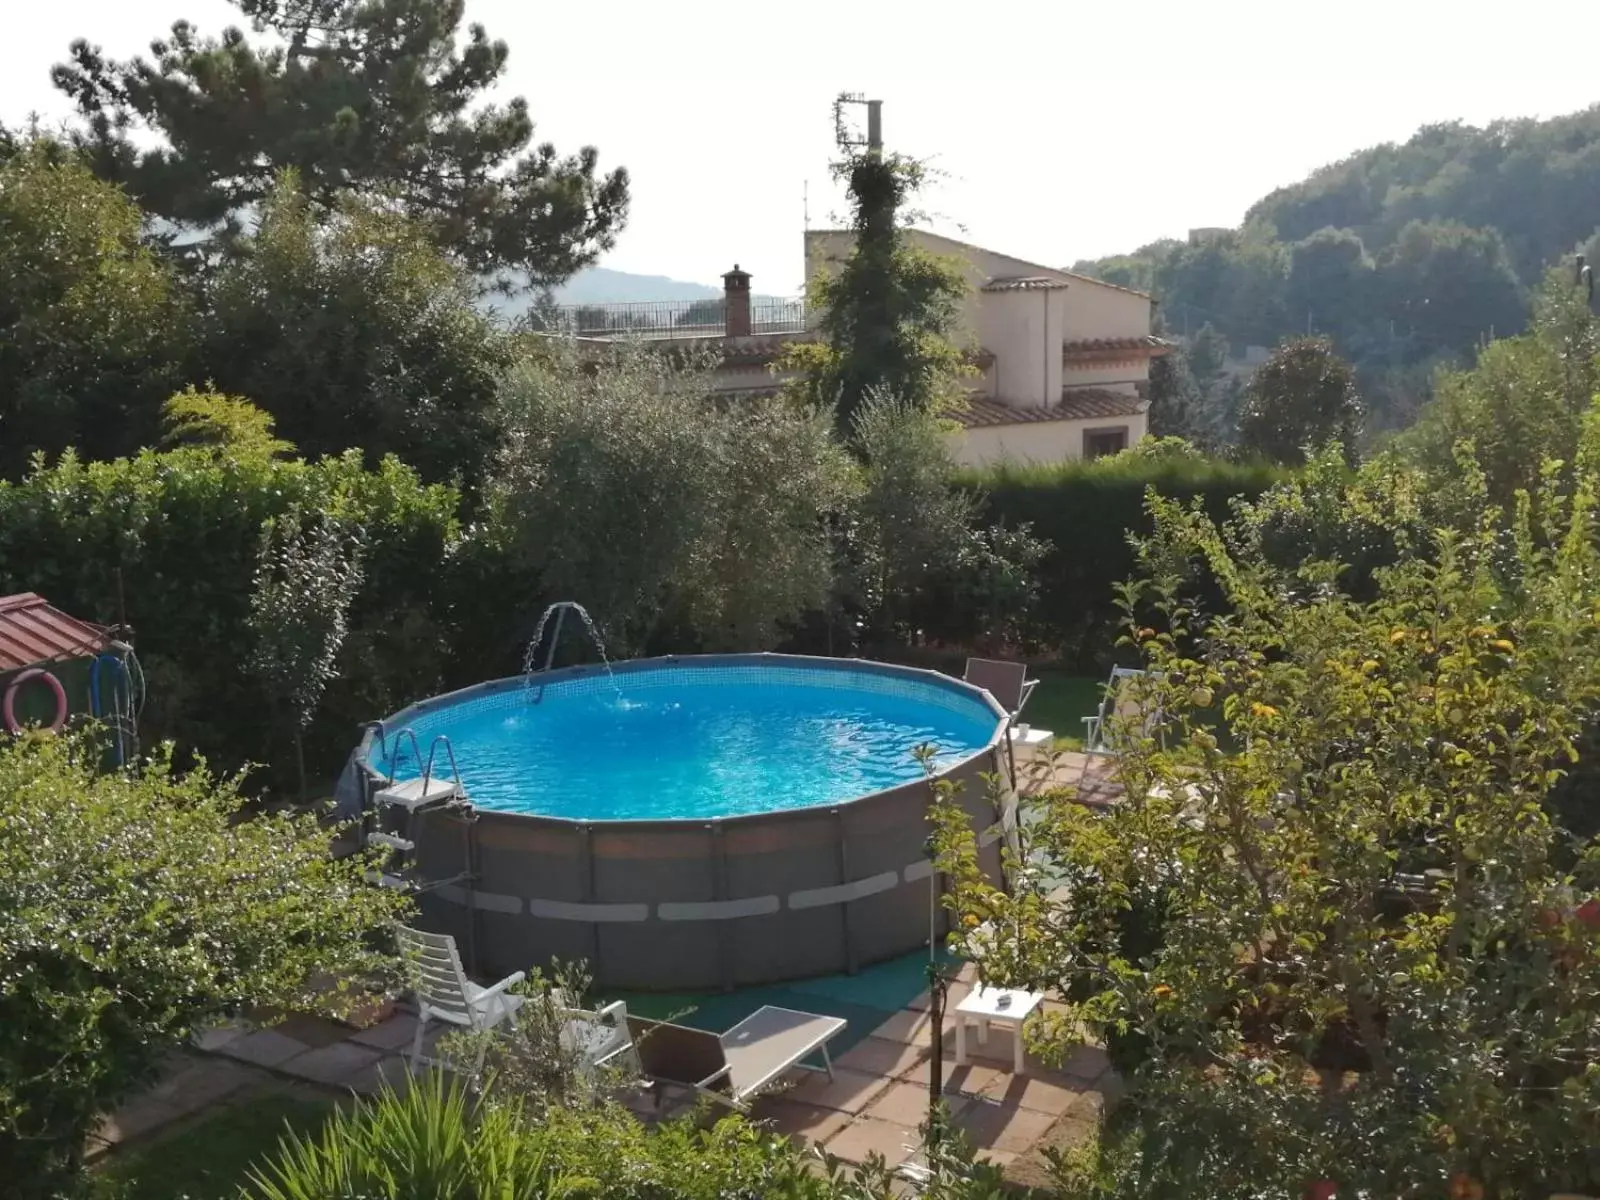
[6,1,1597,293]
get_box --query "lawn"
[1023,668,1105,751]
[93,1089,336,1200]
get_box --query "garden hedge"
[0,449,525,795]
[963,455,1284,667]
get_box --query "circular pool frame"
[356,654,1016,991]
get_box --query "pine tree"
[51,0,628,284]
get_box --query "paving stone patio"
[96,954,1120,1193]
[91,752,1125,1186]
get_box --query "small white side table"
[953,985,1044,1075]
[1007,726,1054,766]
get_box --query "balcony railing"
[531,296,807,339]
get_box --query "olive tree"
[492,343,853,654]
[0,732,405,1195]
[934,438,1600,1197]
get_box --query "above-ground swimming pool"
[366,659,1000,821]
[357,654,1014,990]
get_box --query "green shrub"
[0,447,486,793]
[0,731,405,1196]
[247,1072,1007,1200]
[0,137,191,478]
[963,454,1283,666]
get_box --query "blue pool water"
[366,663,1001,820]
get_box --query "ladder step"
[365,831,415,852]
[375,776,462,812]
[365,870,413,891]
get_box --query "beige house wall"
[948,409,1150,469]
[1063,363,1150,391]
[1061,279,1153,340]
[978,287,1068,407]
[804,229,1081,350]
[803,228,1155,395]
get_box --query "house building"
[549,229,1170,467]
[803,229,1167,466]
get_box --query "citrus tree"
[934,435,1600,1197]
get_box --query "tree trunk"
[294,725,308,803]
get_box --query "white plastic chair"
[396,923,526,1075]
[1082,666,1162,755]
[552,991,640,1078]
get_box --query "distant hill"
[485,266,785,324]
[1072,103,1600,426]
[552,267,721,305]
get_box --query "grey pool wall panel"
[376,654,1013,991]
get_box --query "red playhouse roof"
[0,593,115,672]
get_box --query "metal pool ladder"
[361,726,473,896]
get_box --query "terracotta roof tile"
[952,388,1146,429]
[1057,389,1150,420]
[1058,270,1152,299]
[981,276,1071,292]
[565,331,814,365]
[1062,335,1172,358]
[0,593,112,671]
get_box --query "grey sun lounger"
[627,1004,847,1111]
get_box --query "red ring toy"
[3,667,68,734]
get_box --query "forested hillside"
[1076,104,1600,428]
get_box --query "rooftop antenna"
[834,93,884,156]
[803,179,809,231]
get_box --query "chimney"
[722,265,752,338]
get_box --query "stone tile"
[905,979,970,1012]
[272,1012,358,1049]
[835,1036,930,1081]
[954,1023,1025,1070]
[351,1013,421,1052]
[976,1148,1017,1171]
[219,1028,313,1069]
[822,1116,918,1168]
[786,1066,893,1114]
[938,1059,1006,1099]
[95,1095,182,1146]
[952,1099,1057,1155]
[871,1009,932,1045]
[279,1041,386,1087]
[146,1058,262,1114]
[346,1053,417,1098]
[1061,1043,1111,1084]
[192,1020,251,1053]
[749,1098,852,1147]
[864,1079,966,1128]
[979,1070,1089,1117]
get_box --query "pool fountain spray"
[521,601,618,695]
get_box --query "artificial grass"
[610,945,960,1059]
[93,1089,336,1200]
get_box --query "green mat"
[606,947,959,1059]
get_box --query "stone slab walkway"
[96,960,1120,1193]
[1018,749,1124,806]
[748,960,1118,1188]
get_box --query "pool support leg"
[834,807,856,975]
[711,823,733,993]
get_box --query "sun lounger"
[626,1004,846,1111]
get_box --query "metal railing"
[531,296,807,339]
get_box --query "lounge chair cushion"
[626,1016,732,1095]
